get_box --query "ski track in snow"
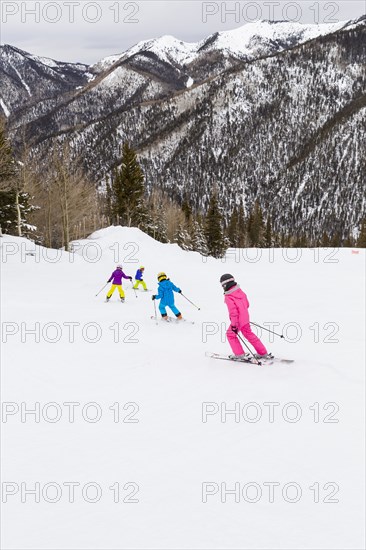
[1,226,365,550]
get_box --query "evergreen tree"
[190,218,208,256]
[293,233,308,247]
[0,120,16,236]
[204,188,227,258]
[343,234,354,247]
[0,190,36,238]
[248,201,265,247]
[237,204,247,247]
[0,120,16,185]
[321,232,330,247]
[145,192,169,243]
[181,194,192,223]
[105,176,113,224]
[227,206,240,247]
[357,219,366,248]
[280,232,292,247]
[0,120,36,238]
[147,212,168,243]
[330,231,341,247]
[110,142,147,227]
[174,222,191,251]
[264,215,273,248]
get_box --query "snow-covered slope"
[0,45,91,117]
[1,226,365,549]
[93,35,199,72]
[198,19,349,57]
[93,19,353,73]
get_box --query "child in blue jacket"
[133,266,147,291]
[152,272,182,320]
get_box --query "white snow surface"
[12,65,31,96]
[28,54,58,68]
[1,226,365,549]
[0,97,10,117]
[206,19,348,55]
[94,19,351,71]
[92,35,199,72]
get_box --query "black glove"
[152,295,156,301]
[107,281,110,283]
[231,326,238,333]
[129,277,133,281]
[179,290,182,293]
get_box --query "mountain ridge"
[2,17,365,120]
[1,17,365,241]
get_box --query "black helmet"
[220,273,236,292]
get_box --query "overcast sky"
[0,0,365,64]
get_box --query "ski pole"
[131,281,138,298]
[180,293,201,310]
[95,282,108,297]
[236,331,261,365]
[251,322,284,339]
[153,298,158,324]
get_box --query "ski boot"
[120,297,125,303]
[255,352,274,360]
[229,353,251,362]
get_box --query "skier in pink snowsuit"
[220,273,271,360]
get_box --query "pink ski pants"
[227,323,267,356]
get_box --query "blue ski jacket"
[155,279,181,306]
[135,269,144,281]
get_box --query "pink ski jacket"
[224,285,250,328]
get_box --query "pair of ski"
[206,351,294,365]
[151,315,195,324]
[132,289,152,292]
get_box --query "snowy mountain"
[1,17,366,240]
[1,226,365,548]
[2,18,362,120]
[0,44,91,117]
[93,19,353,78]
